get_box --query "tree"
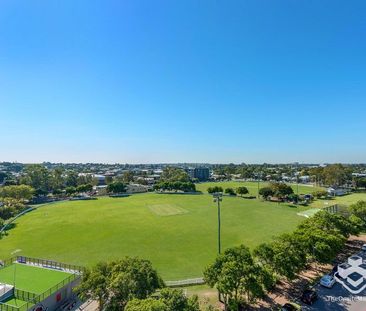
[160,288,199,311]
[105,176,114,185]
[108,257,164,310]
[258,187,273,200]
[312,190,328,199]
[224,188,236,196]
[0,185,35,201]
[322,164,352,187]
[349,201,366,227]
[269,233,307,280]
[21,164,51,193]
[269,182,293,200]
[65,171,79,187]
[51,167,65,190]
[106,182,127,194]
[160,167,190,183]
[204,245,273,309]
[124,289,199,311]
[355,178,366,190]
[76,184,93,193]
[78,258,163,311]
[121,171,135,183]
[65,186,77,195]
[77,262,111,311]
[0,172,9,184]
[236,187,249,197]
[207,186,223,194]
[125,299,167,311]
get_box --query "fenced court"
[0,257,82,311]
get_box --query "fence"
[165,277,205,287]
[323,204,349,216]
[16,256,84,274]
[14,289,40,303]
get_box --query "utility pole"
[213,192,223,254]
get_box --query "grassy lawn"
[0,189,311,280]
[310,192,366,208]
[0,263,71,293]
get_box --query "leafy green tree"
[125,298,167,311]
[106,182,127,194]
[77,262,111,311]
[108,257,164,310]
[105,176,114,185]
[65,186,77,195]
[355,178,366,189]
[312,190,328,199]
[0,172,9,184]
[76,184,93,193]
[322,164,352,187]
[77,174,94,186]
[236,187,249,197]
[258,187,273,200]
[21,164,51,193]
[78,258,163,311]
[207,186,223,194]
[269,233,307,280]
[121,171,135,183]
[65,171,79,187]
[51,167,65,190]
[269,182,293,200]
[160,288,199,311]
[349,201,366,227]
[0,185,35,201]
[224,188,236,196]
[204,245,273,309]
[160,167,190,183]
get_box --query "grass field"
[0,263,71,293]
[0,182,362,281]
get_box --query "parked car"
[361,244,366,251]
[320,274,336,288]
[281,302,302,310]
[301,289,318,305]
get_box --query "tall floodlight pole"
[213,192,223,254]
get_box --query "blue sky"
[1,0,365,164]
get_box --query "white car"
[361,244,366,251]
[320,275,336,288]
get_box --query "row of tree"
[204,209,361,310]
[154,181,196,193]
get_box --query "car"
[301,289,318,305]
[361,244,366,251]
[320,274,336,288]
[281,302,302,310]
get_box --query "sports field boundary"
[165,277,205,287]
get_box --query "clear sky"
[1,0,365,164]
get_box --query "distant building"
[186,167,210,181]
[93,174,106,186]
